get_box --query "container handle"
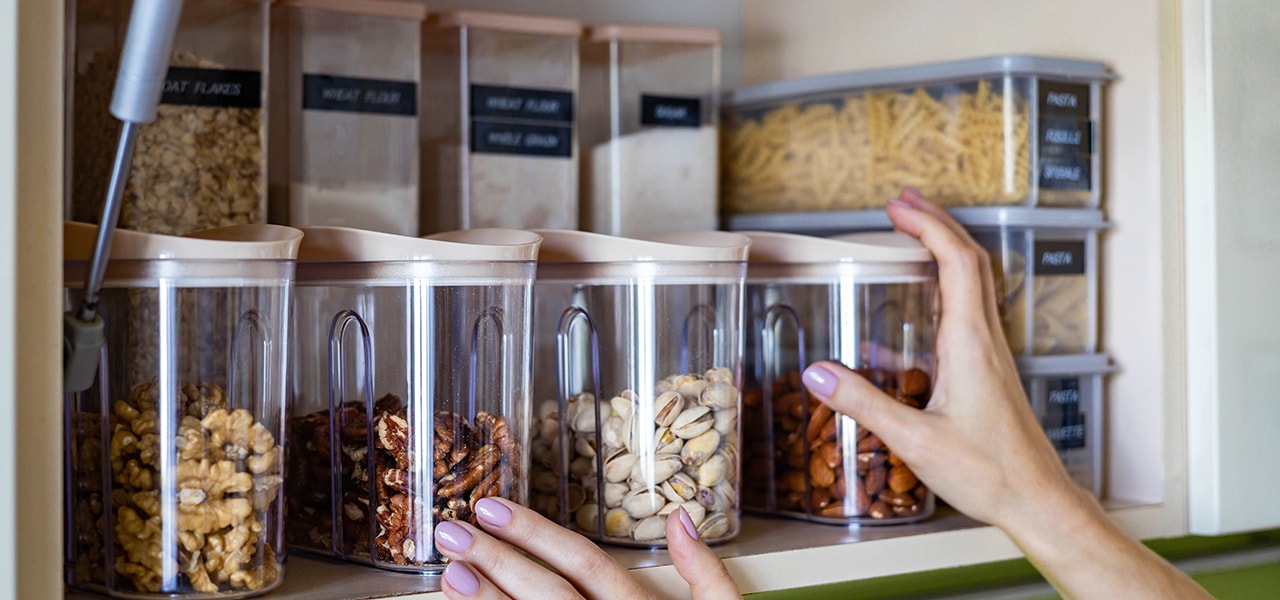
[760,302,807,514]
[327,309,375,559]
[556,304,604,533]
[229,309,272,414]
[680,303,723,374]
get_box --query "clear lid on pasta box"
[726,206,1108,236]
[742,231,934,283]
[533,229,749,284]
[727,55,1114,108]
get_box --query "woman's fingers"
[440,560,513,600]
[801,361,929,461]
[459,498,651,599]
[433,517,590,600]
[666,507,741,600]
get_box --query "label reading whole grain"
[471,121,573,158]
[161,67,261,109]
[640,94,702,128]
[302,74,417,116]
[469,84,574,157]
[470,85,574,123]
[1034,240,1088,276]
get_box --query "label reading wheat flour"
[303,74,416,116]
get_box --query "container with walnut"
[739,231,938,525]
[527,230,749,547]
[288,227,540,575]
[68,0,269,235]
[63,222,303,598]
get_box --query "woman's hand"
[433,498,741,600]
[800,187,1210,599]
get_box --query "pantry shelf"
[66,502,1163,600]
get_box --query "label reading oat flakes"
[302,74,417,116]
[640,94,702,128]
[1034,240,1087,276]
[161,67,261,109]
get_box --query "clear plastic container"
[287,227,540,575]
[1017,354,1113,497]
[271,0,426,236]
[722,55,1113,215]
[420,11,582,233]
[69,0,270,235]
[579,24,721,237]
[739,231,938,524]
[63,222,302,598]
[527,230,749,547]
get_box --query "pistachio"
[671,406,714,439]
[699,381,738,409]
[682,501,707,527]
[653,391,685,427]
[602,482,629,507]
[574,437,597,459]
[566,483,587,513]
[679,429,721,467]
[653,427,684,455]
[610,392,636,423]
[675,376,706,402]
[571,402,601,434]
[696,512,730,539]
[622,490,665,519]
[604,507,636,537]
[570,456,594,479]
[601,416,627,449]
[705,366,734,384]
[712,407,738,436]
[538,400,561,422]
[631,454,683,487]
[632,515,667,542]
[661,472,698,503]
[698,454,729,488]
[576,503,600,534]
[604,452,638,483]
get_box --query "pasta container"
[420,11,582,233]
[270,0,426,236]
[1017,354,1113,497]
[287,227,540,575]
[741,231,938,524]
[63,222,303,598]
[69,0,270,235]
[964,208,1105,356]
[579,24,722,237]
[527,230,749,547]
[721,55,1113,215]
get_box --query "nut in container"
[63,222,302,598]
[287,227,540,575]
[740,231,937,524]
[528,230,749,546]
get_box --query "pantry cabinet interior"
[5,0,1277,597]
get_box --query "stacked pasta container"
[287,227,540,575]
[721,55,1115,499]
[740,231,938,524]
[64,222,302,598]
[526,230,749,546]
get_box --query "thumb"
[801,361,924,447]
[667,507,741,600]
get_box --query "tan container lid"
[586,24,721,46]
[534,229,749,263]
[64,222,304,261]
[744,231,931,264]
[298,226,541,262]
[282,0,426,20]
[427,10,582,37]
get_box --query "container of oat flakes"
[741,231,937,525]
[69,0,270,235]
[527,229,748,547]
[579,24,721,237]
[287,226,540,575]
[271,0,425,236]
[420,10,582,233]
[63,221,302,598]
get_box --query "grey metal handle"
[111,0,185,124]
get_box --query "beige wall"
[742,0,1171,504]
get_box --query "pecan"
[437,444,502,498]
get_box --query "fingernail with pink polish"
[887,197,914,210]
[676,506,700,541]
[443,561,481,596]
[434,521,473,553]
[475,497,512,528]
[903,186,925,203]
[802,365,838,397]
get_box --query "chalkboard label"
[161,67,261,109]
[470,84,574,123]
[303,74,416,116]
[1034,240,1087,276]
[1043,377,1085,450]
[471,121,572,157]
[640,94,702,128]
[1039,81,1091,119]
[1038,154,1092,191]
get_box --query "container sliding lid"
[1016,353,1116,376]
[426,10,582,37]
[533,229,749,263]
[746,231,930,264]
[298,226,542,262]
[282,0,427,20]
[586,24,722,46]
[64,221,304,262]
[728,54,1115,108]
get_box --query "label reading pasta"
[640,94,702,128]
[1034,241,1087,276]
[1038,81,1093,192]
[1042,377,1085,450]
[1039,81,1091,119]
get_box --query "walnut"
[181,381,228,417]
[203,408,274,461]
